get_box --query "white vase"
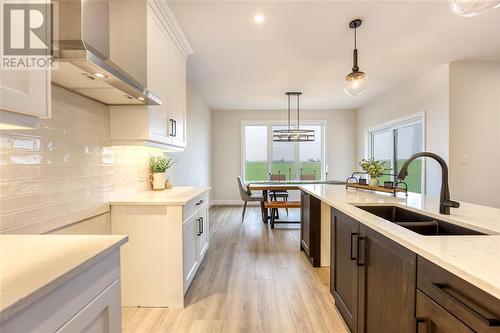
[150,172,166,190]
[369,177,379,187]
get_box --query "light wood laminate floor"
[122,206,349,333]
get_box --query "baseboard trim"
[211,200,260,206]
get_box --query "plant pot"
[150,172,166,190]
[369,177,379,187]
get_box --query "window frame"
[241,120,327,182]
[365,112,426,193]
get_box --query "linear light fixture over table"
[273,92,315,142]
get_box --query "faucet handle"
[443,200,460,209]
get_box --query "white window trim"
[364,112,427,193]
[241,120,327,181]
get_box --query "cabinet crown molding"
[149,0,193,59]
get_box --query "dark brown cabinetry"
[300,191,321,266]
[330,208,417,333]
[417,257,500,333]
[416,290,474,333]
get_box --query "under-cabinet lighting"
[94,72,106,78]
[138,97,145,101]
[0,110,38,130]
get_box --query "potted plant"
[149,155,175,190]
[359,158,386,187]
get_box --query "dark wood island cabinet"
[329,207,500,333]
[300,191,321,266]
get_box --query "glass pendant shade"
[449,0,500,17]
[344,71,368,96]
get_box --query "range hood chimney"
[52,0,161,105]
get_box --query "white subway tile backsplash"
[0,86,151,233]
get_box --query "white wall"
[356,64,450,196]
[211,109,357,203]
[449,62,500,208]
[167,83,212,187]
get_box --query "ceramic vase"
[150,172,166,190]
[369,177,379,187]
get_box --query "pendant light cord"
[297,93,300,132]
[287,93,291,132]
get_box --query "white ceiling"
[169,1,500,110]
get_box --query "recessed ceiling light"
[138,97,145,101]
[94,72,106,78]
[254,14,265,24]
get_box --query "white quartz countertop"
[109,186,211,206]
[0,235,128,321]
[299,184,500,301]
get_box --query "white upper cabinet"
[109,0,192,150]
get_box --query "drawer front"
[416,290,474,333]
[183,191,209,221]
[417,256,500,333]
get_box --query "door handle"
[350,232,358,260]
[433,283,500,326]
[415,318,433,333]
[356,236,366,266]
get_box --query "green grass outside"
[245,161,321,181]
[245,159,422,193]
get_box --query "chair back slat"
[270,174,286,181]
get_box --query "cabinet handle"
[173,120,177,137]
[433,283,500,326]
[196,200,204,206]
[350,232,358,260]
[200,217,204,234]
[356,236,366,266]
[169,119,174,136]
[415,318,433,333]
[196,217,202,236]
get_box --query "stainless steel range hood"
[52,0,161,106]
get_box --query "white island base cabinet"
[111,190,209,308]
[1,251,122,333]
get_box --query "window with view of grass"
[368,117,424,193]
[243,122,325,182]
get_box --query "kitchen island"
[299,184,500,333]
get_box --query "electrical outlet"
[138,171,146,182]
[459,155,470,165]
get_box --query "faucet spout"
[397,152,460,215]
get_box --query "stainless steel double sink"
[355,205,486,236]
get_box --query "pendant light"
[344,19,368,96]
[449,0,500,17]
[273,92,315,142]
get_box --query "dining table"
[246,180,345,223]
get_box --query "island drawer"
[183,191,209,220]
[417,256,500,333]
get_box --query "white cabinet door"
[57,279,122,333]
[168,42,187,148]
[146,6,170,144]
[183,212,199,293]
[0,69,51,118]
[197,203,209,260]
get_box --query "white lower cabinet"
[1,251,122,333]
[111,190,210,308]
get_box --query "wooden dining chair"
[269,173,289,217]
[236,176,265,222]
[300,174,316,180]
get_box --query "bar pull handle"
[415,318,433,333]
[433,283,500,326]
[197,217,202,236]
[200,217,204,234]
[196,200,204,206]
[350,232,358,260]
[356,236,366,267]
